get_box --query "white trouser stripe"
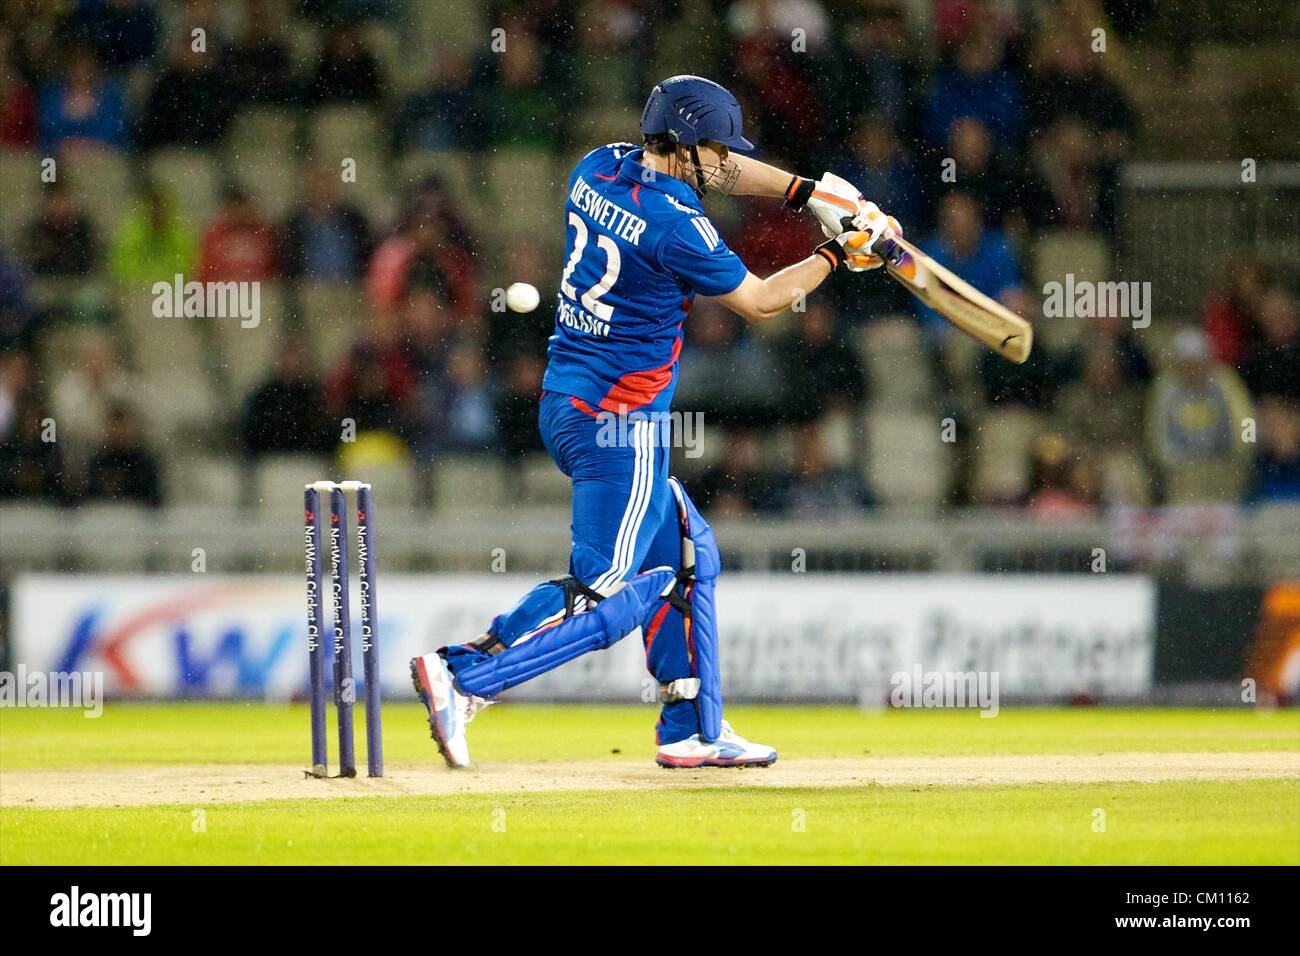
[517,419,654,645]
[592,418,652,594]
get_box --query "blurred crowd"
[0,0,1297,516]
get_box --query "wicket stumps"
[304,480,383,778]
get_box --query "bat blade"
[874,235,1033,364]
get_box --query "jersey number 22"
[560,212,621,321]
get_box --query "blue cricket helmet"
[640,75,755,153]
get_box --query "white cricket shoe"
[656,720,777,768]
[410,653,491,769]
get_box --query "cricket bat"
[870,234,1033,364]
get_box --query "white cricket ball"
[505,282,541,313]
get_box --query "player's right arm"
[661,211,884,326]
[715,233,875,324]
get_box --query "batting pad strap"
[783,175,816,210]
[658,678,701,704]
[468,632,506,657]
[454,568,677,699]
[547,575,608,619]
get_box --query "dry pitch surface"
[2,704,1297,864]
[3,751,1296,809]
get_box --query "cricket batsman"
[411,75,899,768]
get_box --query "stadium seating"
[0,149,39,247]
[432,454,506,509]
[228,152,303,220]
[520,452,572,505]
[209,281,285,404]
[252,454,331,515]
[970,408,1047,504]
[297,280,364,371]
[148,148,222,229]
[225,107,300,167]
[857,318,935,409]
[164,452,243,509]
[74,504,156,571]
[861,409,950,511]
[63,150,133,238]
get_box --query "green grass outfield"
[1,704,1297,864]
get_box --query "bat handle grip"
[841,214,903,265]
[870,233,903,265]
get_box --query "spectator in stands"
[1145,329,1255,504]
[675,300,780,426]
[50,328,135,471]
[0,389,65,502]
[402,285,457,459]
[0,349,34,442]
[239,341,335,457]
[1249,400,1300,504]
[917,192,1022,342]
[367,189,478,319]
[25,179,97,277]
[777,302,867,425]
[933,0,1022,55]
[444,340,499,453]
[108,180,198,285]
[493,351,546,461]
[223,0,299,107]
[134,36,234,150]
[1240,288,1299,404]
[922,22,1024,152]
[0,38,38,148]
[82,403,162,507]
[1060,317,1154,452]
[819,2,915,146]
[1026,24,1134,232]
[1021,117,1106,232]
[838,112,923,240]
[78,0,161,71]
[197,185,280,282]
[781,422,870,516]
[282,165,372,282]
[1025,433,1098,520]
[329,335,415,438]
[934,117,1021,235]
[1203,259,1268,369]
[475,28,560,150]
[570,0,645,110]
[1059,310,1153,387]
[731,33,822,170]
[697,429,783,517]
[1056,324,1147,501]
[393,49,479,152]
[37,43,128,152]
[0,254,34,350]
[311,23,384,105]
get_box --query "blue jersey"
[542,143,747,414]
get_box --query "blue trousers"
[444,390,707,744]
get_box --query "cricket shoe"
[655,720,777,769]
[409,653,492,769]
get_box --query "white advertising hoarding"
[10,573,1155,701]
